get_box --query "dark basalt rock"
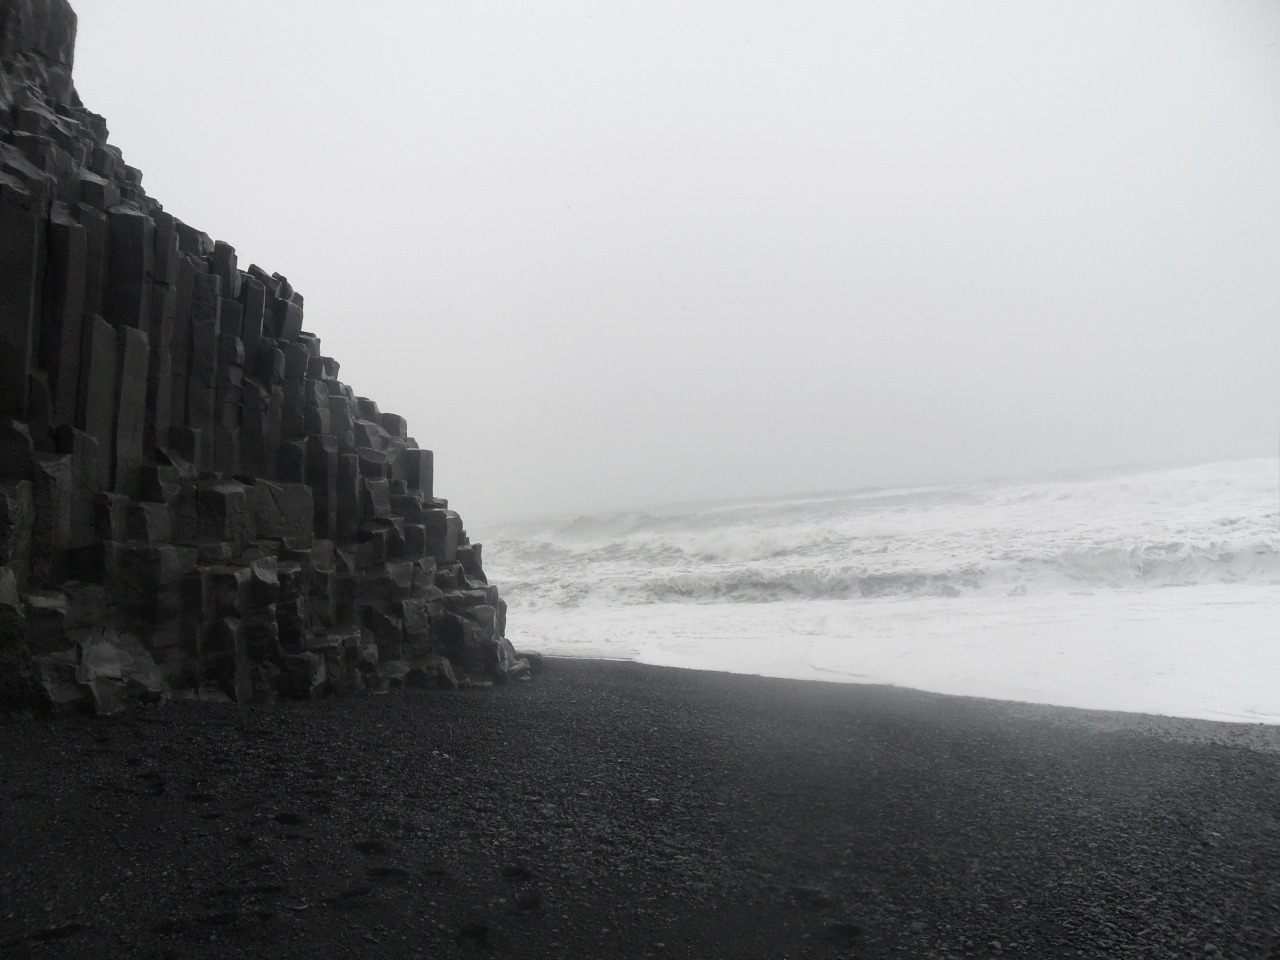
[0,0,525,714]
[0,0,77,107]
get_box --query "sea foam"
[479,458,1280,724]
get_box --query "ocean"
[477,458,1280,724]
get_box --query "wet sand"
[2,658,1279,959]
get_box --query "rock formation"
[0,0,524,714]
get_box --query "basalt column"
[0,0,522,713]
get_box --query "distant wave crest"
[492,537,1280,607]
[480,459,1280,607]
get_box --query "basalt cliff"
[0,0,523,714]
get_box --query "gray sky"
[69,0,1280,525]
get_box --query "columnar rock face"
[0,1,523,713]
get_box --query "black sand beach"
[2,659,1279,959]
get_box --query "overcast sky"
[68,0,1280,525]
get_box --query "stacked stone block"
[0,2,521,713]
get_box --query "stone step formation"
[0,0,526,714]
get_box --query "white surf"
[478,458,1280,724]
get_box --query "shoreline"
[560,653,1280,743]
[499,582,1280,731]
[3,658,1279,958]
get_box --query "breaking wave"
[480,459,1280,608]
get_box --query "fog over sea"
[479,458,1280,725]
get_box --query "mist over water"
[67,1,1280,523]
[480,458,1280,724]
